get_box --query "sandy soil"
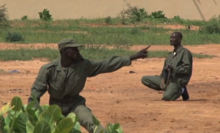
[0,43,220,133]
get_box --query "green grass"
[0,47,214,61]
[0,16,220,45]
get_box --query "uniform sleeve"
[28,66,49,104]
[173,50,193,74]
[85,56,131,77]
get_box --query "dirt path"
[0,44,220,133]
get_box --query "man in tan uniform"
[28,38,151,133]
[141,32,193,101]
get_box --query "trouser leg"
[141,75,182,101]
[73,104,106,133]
[141,75,162,90]
[162,82,182,101]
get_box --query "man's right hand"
[165,65,173,72]
[130,45,151,60]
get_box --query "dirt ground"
[0,43,220,133]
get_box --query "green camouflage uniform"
[141,45,193,100]
[28,39,131,133]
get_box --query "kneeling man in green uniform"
[28,38,151,133]
[141,32,193,101]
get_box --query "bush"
[38,8,52,21]
[21,15,28,21]
[150,11,166,19]
[0,4,9,27]
[5,32,24,42]
[118,3,168,24]
[209,15,220,23]
[0,96,124,133]
[199,15,220,34]
[118,3,148,24]
[199,23,220,34]
[105,16,112,24]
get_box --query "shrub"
[5,32,24,42]
[199,15,220,34]
[105,16,112,24]
[21,15,28,21]
[38,8,52,21]
[209,15,220,23]
[0,4,9,27]
[150,11,166,18]
[118,3,148,24]
[171,15,185,23]
[199,23,220,34]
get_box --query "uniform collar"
[173,45,183,53]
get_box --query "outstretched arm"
[28,66,49,104]
[86,45,151,77]
[85,56,131,77]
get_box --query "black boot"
[182,86,189,101]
